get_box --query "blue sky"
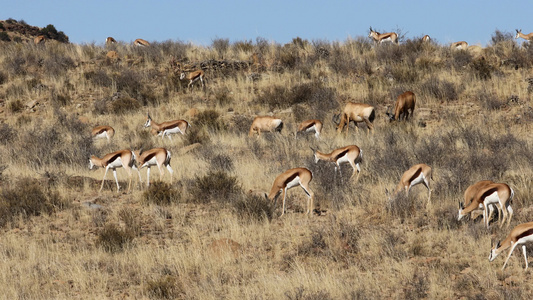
[2,1,530,46]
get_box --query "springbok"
[458,182,514,229]
[180,70,205,89]
[490,222,533,270]
[265,167,314,216]
[333,103,375,134]
[136,148,173,187]
[133,38,150,46]
[386,164,433,204]
[451,41,468,50]
[311,145,362,182]
[91,125,115,141]
[296,119,323,139]
[89,149,142,193]
[515,29,533,41]
[386,91,416,122]
[368,27,399,44]
[249,116,283,137]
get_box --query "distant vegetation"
[0,20,533,298]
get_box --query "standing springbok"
[458,182,514,229]
[515,29,533,41]
[463,180,496,220]
[386,91,416,122]
[296,119,323,139]
[489,222,533,270]
[106,37,117,44]
[180,69,205,89]
[265,167,314,216]
[136,148,173,187]
[368,27,399,44]
[333,103,375,134]
[311,145,362,182]
[386,164,433,204]
[144,113,190,140]
[89,149,142,193]
[249,116,283,137]
[422,35,431,43]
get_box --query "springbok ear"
[264,193,268,200]
[496,241,501,249]
[459,202,465,209]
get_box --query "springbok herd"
[87,28,533,271]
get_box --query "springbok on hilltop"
[368,27,399,44]
[311,145,362,182]
[386,164,433,204]
[89,149,142,193]
[458,182,514,229]
[515,29,533,41]
[265,167,314,217]
[249,116,283,137]
[34,35,45,45]
[422,35,431,43]
[386,91,416,122]
[490,222,533,270]
[133,38,150,46]
[106,37,117,44]
[451,41,468,50]
[333,103,375,134]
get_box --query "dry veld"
[1,22,533,299]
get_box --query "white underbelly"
[163,127,182,135]
[142,156,158,168]
[337,155,351,165]
[108,157,123,168]
[286,176,300,189]
[483,191,500,206]
[94,132,108,139]
[410,173,425,188]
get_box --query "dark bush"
[39,24,69,43]
[420,77,458,101]
[110,96,142,114]
[0,71,6,85]
[185,126,210,145]
[194,109,227,132]
[470,57,493,80]
[211,153,234,172]
[142,181,181,205]
[7,99,24,113]
[84,70,112,87]
[232,194,273,222]
[43,54,75,76]
[189,171,242,204]
[478,91,505,110]
[490,29,514,45]
[96,223,134,253]
[0,31,9,41]
[0,177,65,227]
[6,56,26,76]
[212,37,230,59]
[0,123,16,143]
[114,69,142,95]
[232,39,254,53]
[145,275,183,299]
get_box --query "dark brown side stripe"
[335,149,349,161]
[516,228,533,240]
[283,173,299,186]
[408,167,422,183]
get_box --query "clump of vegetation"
[96,223,134,253]
[142,181,181,205]
[0,177,65,228]
[145,275,183,299]
[189,171,242,204]
[231,194,273,222]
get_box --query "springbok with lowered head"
[490,222,533,270]
[249,116,283,137]
[265,167,314,217]
[311,145,362,182]
[386,91,416,122]
[386,164,432,204]
[333,103,375,134]
[296,119,323,139]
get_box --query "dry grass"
[0,31,533,299]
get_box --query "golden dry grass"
[0,33,533,299]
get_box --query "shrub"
[232,39,254,53]
[212,37,230,59]
[39,24,69,43]
[145,275,183,299]
[231,194,273,222]
[111,95,141,114]
[84,70,112,87]
[113,69,142,95]
[210,153,234,172]
[0,31,9,41]
[142,181,181,205]
[420,77,458,101]
[470,57,493,80]
[118,208,143,237]
[193,109,227,132]
[189,171,242,204]
[0,177,65,227]
[7,99,24,113]
[96,223,134,253]
[0,71,6,85]
[0,123,16,143]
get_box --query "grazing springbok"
[490,222,533,270]
[386,91,416,122]
[451,41,468,50]
[386,164,433,204]
[515,29,533,41]
[265,167,314,216]
[133,38,150,46]
[249,116,283,137]
[89,149,142,193]
[368,27,399,44]
[296,119,323,139]
[91,125,115,141]
[311,145,362,182]
[463,180,496,220]
[136,148,173,187]
[333,103,375,134]
[458,182,514,229]
[180,69,205,89]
